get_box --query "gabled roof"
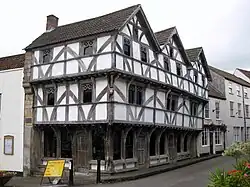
[154,27,176,45]
[25,4,141,50]
[154,27,191,67]
[185,47,212,81]
[209,66,250,87]
[0,54,24,71]
[236,68,250,79]
[208,83,226,100]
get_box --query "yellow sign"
[44,160,65,177]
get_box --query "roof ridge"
[154,26,176,34]
[50,4,140,30]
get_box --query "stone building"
[22,4,211,175]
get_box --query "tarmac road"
[90,156,234,187]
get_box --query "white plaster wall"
[0,68,24,172]
[97,36,111,53]
[95,79,108,102]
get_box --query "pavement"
[5,155,234,187]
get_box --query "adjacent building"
[186,48,226,155]
[234,68,250,83]
[0,54,25,173]
[22,4,211,175]
[209,66,250,147]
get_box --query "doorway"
[61,128,72,158]
[210,131,214,154]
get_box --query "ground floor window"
[202,128,209,146]
[113,130,121,160]
[177,134,181,153]
[125,130,133,158]
[215,129,221,145]
[233,127,240,142]
[150,131,157,156]
[160,133,165,155]
[184,135,188,152]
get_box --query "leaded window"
[164,57,170,72]
[140,46,147,62]
[123,38,131,56]
[45,87,55,106]
[176,63,182,76]
[41,49,53,63]
[193,71,198,83]
[190,102,198,116]
[81,83,93,103]
[128,85,144,105]
[80,40,94,56]
[166,94,179,111]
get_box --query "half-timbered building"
[23,4,211,175]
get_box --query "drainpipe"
[242,86,247,142]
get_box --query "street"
[90,156,234,187]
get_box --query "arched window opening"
[125,130,134,159]
[184,135,188,152]
[113,130,122,160]
[150,131,157,156]
[160,133,166,155]
[177,134,182,153]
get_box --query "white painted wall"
[0,68,24,172]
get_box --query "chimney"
[46,15,59,32]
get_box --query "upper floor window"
[140,46,147,62]
[205,103,209,118]
[230,101,234,117]
[164,57,170,72]
[228,82,233,94]
[80,83,93,103]
[238,103,242,117]
[236,85,241,96]
[80,40,94,56]
[193,71,198,83]
[128,85,144,105]
[45,87,55,106]
[41,49,53,63]
[244,88,248,98]
[123,38,131,56]
[245,104,249,118]
[202,76,205,87]
[133,27,138,41]
[190,102,198,116]
[166,94,179,111]
[176,63,182,76]
[215,102,220,119]
[169,47,174,58]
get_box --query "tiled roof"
[25,4,140,50]
[208,83,226,100]
[237,68,250,79]
[0,54,25,71]
[154,27,176,45]
[185,47,202,62]
[209,66,250,87]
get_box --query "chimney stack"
[46,15,59,32]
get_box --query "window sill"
[230,115,235,117]
[215,144,222,146]
[202,145,209,147]
[238,116,243,118]
[229,93,234,95]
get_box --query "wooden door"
[76,132,89,168]
[137,135,145,165]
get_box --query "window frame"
[215,102,220,119]
[228,82,233,94]
[128,84,144,105]
[190,101,198,116]
[246,104,249,118]
[193,70,198,83]
[164,57,170,72]
[236,85,241,97]
[204,103,209,118]
[123,37,131,57]
[80,83,93,104]
[44,86,56,106]
[238,103,242,117]
[202,128,209,146]
[80,40,94,56]
[230,101,234,117]
[166,93,179,112]
[40,48,53,63]
[176,63,182,77]
[215,129,221,145]
[140,46,148,63]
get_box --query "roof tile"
[0,54,25,71]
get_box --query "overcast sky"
[0,0,249,72]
